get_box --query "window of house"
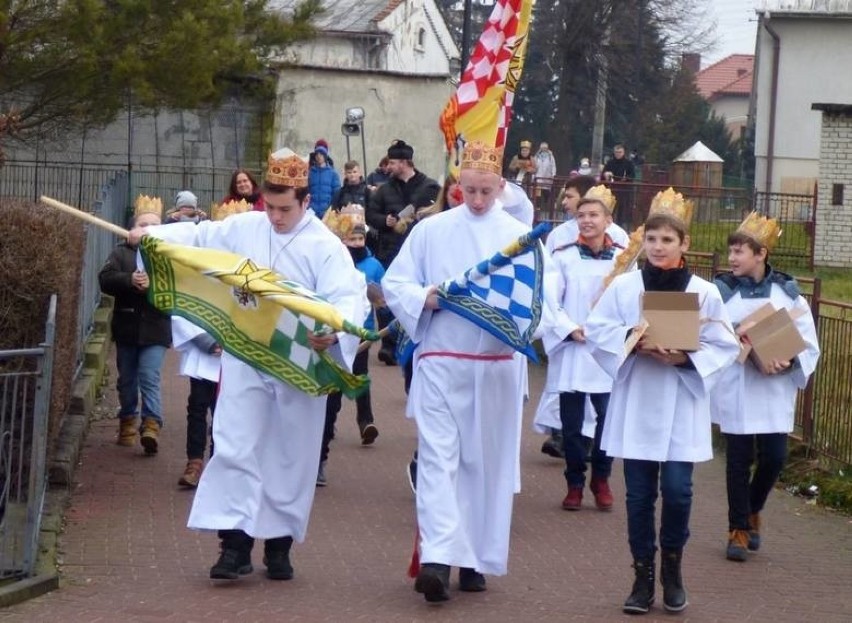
[416,27,426,51]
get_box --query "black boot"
[660,548,688,612]
[414,563,451,603]
[623,558,655,614]
[264,536,294,580]
[459,567,486,592]
[210,530,254,579]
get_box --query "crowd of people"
[101,134,820,616]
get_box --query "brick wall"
[814,111,852,267]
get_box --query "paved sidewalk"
[2,350,851,622]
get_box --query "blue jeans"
[725,433,787,531]
[559,391,612,487]
[624,459,694,560]
[115,344,167,425]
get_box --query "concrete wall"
[753,16,852,192]
[273,67,454,181]
[814,111,852,267]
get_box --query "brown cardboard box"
[641,292,700,351]
[735,302,776,363]
[739,307,807,371]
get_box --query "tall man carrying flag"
[383,139,556,603]
[127,148,368,582]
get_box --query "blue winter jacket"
[353,249,385,331]
[309,165,341,218]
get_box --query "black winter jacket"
[365,170,440,266]
[98,243,172,347]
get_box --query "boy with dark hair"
[332,160,371,210]
[585,189,740,615]
[711,214,820,562]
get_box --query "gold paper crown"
[519,140,532,148]
[584,184,617,215]
[266,151,308,188]
[736,211,783,252]
[648,187,694,227]
[211,198,252,222]
[134,194,163,217]
[461,140,504,175]
[322,204,365,239]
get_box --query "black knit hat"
[387,139,414,160]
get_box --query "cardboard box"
[738,306,807,371]
[640,292,700,351]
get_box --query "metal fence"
[531,179,815,272]
[0,160,260,224]
[0,295,56,579]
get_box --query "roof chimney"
[681,53,701,74]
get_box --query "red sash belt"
[419,350,513,361]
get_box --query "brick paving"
[2,349,851,622]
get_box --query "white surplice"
[585,271,740,462]
[710,283,820,434]
[172,317,220,382]
[546,219,629,254]
[382,204,532,576]
[145,210,367,540]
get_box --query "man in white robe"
[383,141,539,603]
[128,149,367,582]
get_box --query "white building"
[270,0,460,179]
[753,0,852,194]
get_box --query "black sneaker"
[360,423,379,445]
[264,550,294,581]
[378,348,397,366]
[210,548,253,580]
[459,567,487,592]
[414,563,450,603]
[406,456,417,494]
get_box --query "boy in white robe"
[542,191,625,512]
[383,141,541,603]
[710,215,820,562]
[585,199,740,615]
[127,149,367,582]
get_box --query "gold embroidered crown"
[322,203,366,239]
[266,149,308,188]
[460,140,504,175]
[519,140,532,149]
[134,194,163,217]
[648,187,694,227]
[584,184,617,215]
[211,198,252,222]
[736,211,783,251]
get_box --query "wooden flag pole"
[40,196,130,238]
[357,326,390,353]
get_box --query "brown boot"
[178,459,204,488]
[140,417,161,455]
[117,418,139,446]
[747,513,761,551]
[726,529,750,562]
[590,476,614,511]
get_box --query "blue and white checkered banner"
[436,222,550,361]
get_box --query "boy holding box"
[585,188,740,615]
[711,213,820,562]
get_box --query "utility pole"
[591,25,610,169]
[460,0,473,72]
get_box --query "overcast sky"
[704,0,760,66]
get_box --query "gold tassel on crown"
[584,184,617,215]
[211,198,252,222]
[323,204,365,239]
[460,140,504,176]
[647,187,695,226]
[266,149,309,188]
[736,211,783,251]
[134,194,163,217]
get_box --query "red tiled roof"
[696,54,754,100]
